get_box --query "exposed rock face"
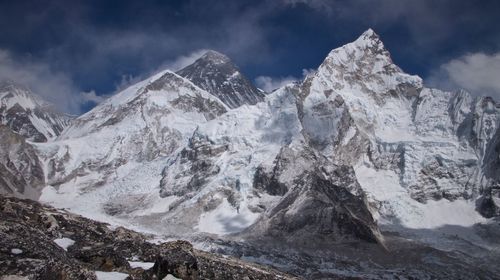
[160,130,229,198]
[249,147,382,244]
[0,81,72,142]
[0,195,298,280]
[476,185,500,218]
[177,50,266,109]
[0,126,45,199]
[154,82,383,243]
[479,100,500,184]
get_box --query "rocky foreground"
[0,195,297,280]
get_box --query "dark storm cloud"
[0,0,499,113]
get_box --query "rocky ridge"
[0,195,298,280]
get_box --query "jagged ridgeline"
[1,29,499,278]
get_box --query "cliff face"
[0,126,45,199]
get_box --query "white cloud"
[111,49,210,93]
[0,47,213,115]
[255,68,315,92]
[301,68,316,77]
[255,76,297,92]
[0,48,221,114]
[0,49,102,113]
[80,90,108,104]
[113,74,144,93]
[159,49,209,71]
[427,52,500,100]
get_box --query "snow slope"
[36,70,228,233]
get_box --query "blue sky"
[1,0,499,113]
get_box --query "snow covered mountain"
[0,81,72,142]
[0,81,72,199]
[33,67,381,244]
[177,50,266,108]
[2,29,500,277]
[297,29,495,227]
[36,71,227,221]
[153,29,500,244]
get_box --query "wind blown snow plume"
[255,69,314,92]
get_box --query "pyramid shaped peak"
[315,28,422,91]
[200,50,231,64]
[323,28,388,65]
[176,50,264,109]
[353,28,384,48]
[361,28,377,37]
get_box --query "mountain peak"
[320,28,392,73]
[360,28,377,39]
[0,80,72,142]
[176,51,265,109]
[351,28,385,52]
[315,28,422,94]
[199,50,231,65]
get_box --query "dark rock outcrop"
[177,50,265,109]
[0,195,298,280]
[0,126,45,199]
[160,130,228,198]
[248,147,383,246]
[476,186,500,218]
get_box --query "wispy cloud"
[255,76,297,92]
[255,68,314,92]
[0,49,98,114]
[160,49,209,72]
[426,52,500,100]
[80,90,108,104]
[111,49,209,93]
